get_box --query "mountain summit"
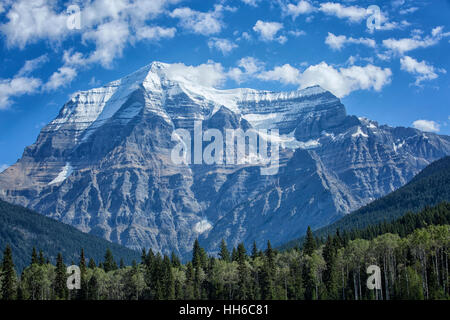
[1,61,449,256]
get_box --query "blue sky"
[0,0,449,170]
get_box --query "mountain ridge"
[280,155,450,250]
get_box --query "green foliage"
[0,213,449,300]
[0,199,140,271]
[1,245,16,300]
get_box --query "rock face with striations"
[1,61,449,256]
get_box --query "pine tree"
[78,249,88,300]
[162,255,175,299]
[120,258,125,269]
[1,245,16,300]
[87,274,99,300]
[103,248,117,273]
[303,226,316,256]
[88,258,96,269]
[261,241,275,299]
[237,243,250,299]
[79,248,86,274]
[141,248,147,265]
[31,247,38,265]
[38,250,45,265]
[171,252,181,268]
[192,239,202,269]
[231,247,238,262]
[251,241,258,260]
[54,253,67,299]
[322,235,339,299]
[219,239,230,262]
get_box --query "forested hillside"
[1,203,449,300]
[0,199,140,271]
[282,156,450,250]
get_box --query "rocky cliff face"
[1,61,449,256]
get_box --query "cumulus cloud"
[283,1,315,19]
[170,5,233,36]
[412,120,440,133]
[383,26,450,55]
[43,67,77,91]
[298,63,392,97]
[400,56,445,86]
[318,2,403,32]
[253,20,286,43]
[319,2,369,23]
[164,62,228,88]
[136,26,176,41]
[258,64,301,85]
[0,76,42,109]
[240,0,261,7]
[251,61,392,98]
[399,7,418,15]
[17,55,49,77]
[0,0,68,49]
[208,38,237,55]
[325,32,376,50]
[82,20,131,68]
[0,0,180,68]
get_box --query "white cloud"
[400,56,445,86]
[164,62,228,88]
[0,0,180,68]
[325,32,376,50]
[240,0,260,7]
[251,61,392,98]
[412,120,440,133]
[238,57,265,75]
[208,38,237,55]
[0,76,42,109]
[383,27,450,55]
[82,20,131,68]
[253,20,286,43]
[318,2,403,32]
[319,2,369,23]
[289,30,306,37]
[258,64,301,85]
[284,1,315,19]
[136,26,176,41]
[0,164,9,173]
[392,0,405,8]
[0,0,67,49]
[89,77,101,87]
[298,62,392,97]
[43,67,77,91]
[399,7,418,15]
[17,55,49,77]
[170,5,232,36]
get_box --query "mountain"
[0,61,449,257]
[282,155,450,249]
[0,199,140,271]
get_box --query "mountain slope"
[0,61,449,257]
[0,199,140,271]
[281,156,450,249]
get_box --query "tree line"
[1,203,449,300]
